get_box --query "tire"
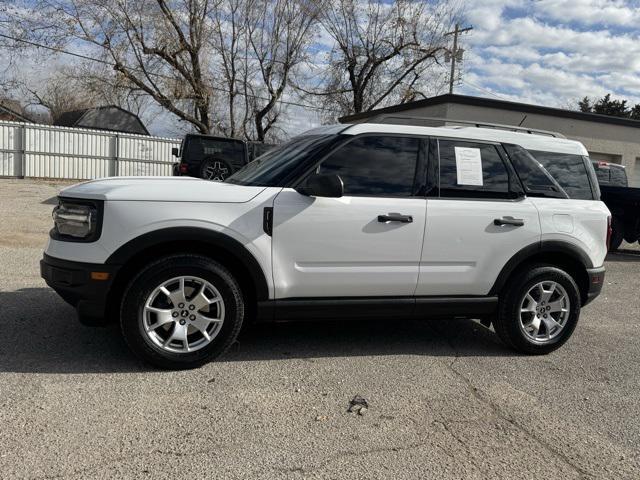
[494,265,581,355]
[200,157,233,181]
[120,254,244,369]
[609,217,624,251]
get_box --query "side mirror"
[296,173,344,198]
[172,147,180,157]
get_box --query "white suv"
[41,122,610,369]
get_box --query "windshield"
[226,134,338,187]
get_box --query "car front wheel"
[494,265,581,354]
[120,254,244,369]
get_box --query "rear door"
[416,138,541,296]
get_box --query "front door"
[272,135,427,299]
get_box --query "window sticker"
[454,147,483,186]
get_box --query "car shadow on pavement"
[0,287,513,374]
[606,249,640,262]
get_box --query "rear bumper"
[584,266,605,305]
[40,253,120,324]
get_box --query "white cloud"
[458,0,640,109]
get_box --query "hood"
[59,176,266,203]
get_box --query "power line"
[0,32,336,113]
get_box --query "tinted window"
[185,137,245,160]
[594,165,611,184]
[318,136,420,196]
[610,166,628,186]
[503,144,566,198]
[529,151,594,200]
[438,140,512,198]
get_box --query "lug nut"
[179,319,186,325]
[172,312,178,318]
[189,305,195,310]
[178,303,185,308]
[189,315,195,321]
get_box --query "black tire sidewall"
[120,255,244,369]
[497,266,581,354]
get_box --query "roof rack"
[367,114,566,139]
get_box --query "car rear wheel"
[120,254,244,369]
[494,265,581,354]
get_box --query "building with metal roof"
[55,105,149,136]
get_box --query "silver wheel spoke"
[540,282,556,303]
[191,285,219,312]
[547,299,567,313]
[145,307,174,331]
[542,315,561,334]
[165,323,189,350]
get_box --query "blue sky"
[456,0,640,107]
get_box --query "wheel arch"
[490,240,593,305]
[104,227,269,322]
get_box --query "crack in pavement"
[430,322,595,479]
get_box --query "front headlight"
[52,199,101,241]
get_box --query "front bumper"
[40,253,120,324]
[584,266,605,305]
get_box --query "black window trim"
[291,132,430,199]
[501,143,569,200]
[429,136,525,201]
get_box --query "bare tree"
[308,0,455,117]
[23,74,99,123]
[246,0,321,141]
[10,0,216,133]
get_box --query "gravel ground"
[1,178,639,479]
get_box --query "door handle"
[378,213,413,223]
[494,216,525,227]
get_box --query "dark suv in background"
[172,134,275,181]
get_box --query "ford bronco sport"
[41,122,610,369]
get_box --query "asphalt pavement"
[1,179,639,479]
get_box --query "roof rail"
[366,114,566,138]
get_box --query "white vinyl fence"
[0,120,181,180]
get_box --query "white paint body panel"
[60,176,266,203]
[416,198,541,296]
[271,189,426,298]
[530,198,609,268]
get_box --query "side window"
[318,136,420,196]
[528,151,595,200]
[437,139,512,198]
[503,144,567,198]
[610,166,628,187]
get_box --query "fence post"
[111,133,119,177]
[18,124,26,178]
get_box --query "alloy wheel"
[519,281,570,344]
[142,276,225,353]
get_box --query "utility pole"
[445,23,473,94]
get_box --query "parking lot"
[1,178,639,479]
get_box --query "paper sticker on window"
[454,147,483,186]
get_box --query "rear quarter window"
[528,150,596,200]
